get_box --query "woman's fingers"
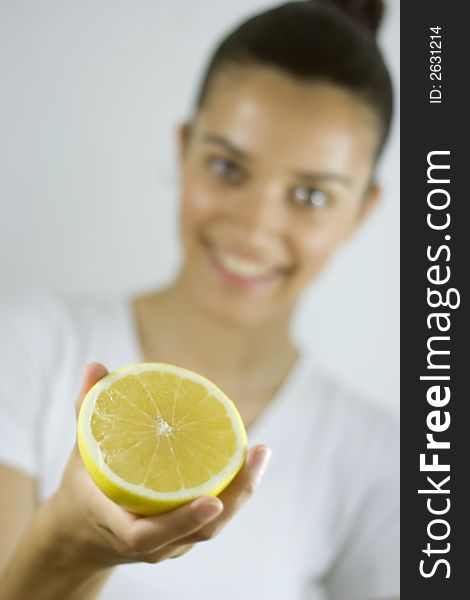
[74,362,109,417]
[167,544,194,559]
[170,444,271,545]
[101,446,269,557]
[71,368,270,564]
[108,496,224,556]
[139,542,195,564]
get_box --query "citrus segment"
[78,363,247,515]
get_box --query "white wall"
[0,0,400,414]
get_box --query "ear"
[344,182,382,241]
[177,121,192,164]
[356,182,382,225]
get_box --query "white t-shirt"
[0,290,399,600]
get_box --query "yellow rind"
[77,362,248,515]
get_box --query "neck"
[134,279,298,393]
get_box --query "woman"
[0,1,399,599]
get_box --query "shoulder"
[302,361,398,442]
[0,288,130,365]
[0,290,75,473]
[295,360,399,488]
[0,289,72,366]
[0,288,70,332]
[0,287,129,328]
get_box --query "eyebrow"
[202,134,251,160]
[202,134,352,187]
[291,170,352,188]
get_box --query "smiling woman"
[177,73,381,324]
[0,1,399,600]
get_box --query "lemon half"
[78,363,247,515]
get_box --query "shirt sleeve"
[324,411,400,600]
[0,291,63,477]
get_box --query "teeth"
[216,252,274,278]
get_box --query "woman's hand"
[50,362,272,570]
[0,363,270,600]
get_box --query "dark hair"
[194,0,393,157]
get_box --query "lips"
[203,241,290,289]
[215,251,277,278]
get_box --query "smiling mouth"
[203,242,290,289]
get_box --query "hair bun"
[316,0,384,34]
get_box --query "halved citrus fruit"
[77,363,247,515]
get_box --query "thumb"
[75,362,109,419]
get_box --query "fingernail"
[194,499,223,522]
[251,447,272,482]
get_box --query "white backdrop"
[0,0,400,413]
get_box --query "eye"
[292,186,329,209]
[208,157,242,182]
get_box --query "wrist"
[37,491,108,577]
[0,493,112,600]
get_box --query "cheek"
[293,221,352,279]
[179,181,215,242]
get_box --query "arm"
[0,464,36,573]
[0,490,111,600]
[0,363,271,600]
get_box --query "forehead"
[193,67,379,172]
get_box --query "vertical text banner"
[401,1,468,597]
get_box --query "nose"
[228,180,286,238]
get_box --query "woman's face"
[178,67,381,325]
